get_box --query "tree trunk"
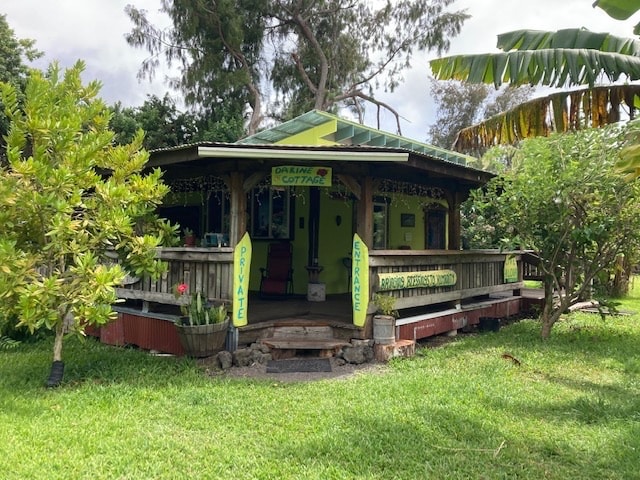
[541,275,555,339]
[53,322,64,362]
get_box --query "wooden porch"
[104,246,540,355]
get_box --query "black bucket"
[479,317,501,332]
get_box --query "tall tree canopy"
[125,0,469,135]
[0,13,42,162]
[110,94,244,150]
[427,80,533,152]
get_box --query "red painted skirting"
[397,298,525,341]
[89,312,184,355]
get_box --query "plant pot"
[184,235,196,247]
[373,314,396,345]
[175,320,229,358]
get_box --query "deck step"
[261,338,350,350]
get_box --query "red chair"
[259,242,294,298]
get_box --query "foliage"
[427,79,533,153]
[2,294,640,478]
[126,0,469,134]
[594,0,640,33]
[467,124,640,338]
[0,14,42,163]
[373,293,398,318]
[0,335,20,350]
[0,61,175,367]
[109,94,244,149]
[174,283,227,325]
[430,23,640,152]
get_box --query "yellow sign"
[352,234,369,327]
[232,233,252,327]
[377,270,457,291]
[504,254,518,283]
[272,166,332,187]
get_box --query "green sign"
[377,270,457,291]
[504,254,518,283]
[272,166,332,186]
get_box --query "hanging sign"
[352,233,369,327]
[272,166,332,187]
[232,233,252,327]
[377,270,457,291]
[504,254,518,283]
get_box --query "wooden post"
[228,172,246,247]
[356,176,373,248]
[447,191,462,251]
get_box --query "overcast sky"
[3,0,638,141]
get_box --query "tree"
[125,0,469,135]
[0,61,176,387]
[468,124,640,338]
[430,27,640,152]
[427,80,533,153]
[0,13,42,162]
[110,94,244,150]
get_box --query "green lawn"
[2,289,640,480]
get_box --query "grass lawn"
[2,290,640,479]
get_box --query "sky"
[3,0,638,142]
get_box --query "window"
[250,187,291,239]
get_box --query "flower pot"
[184,235,196,247]
[373,314,396,345]
[175,320,229,358]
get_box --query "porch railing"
[368,250,524,312]
[115,247,234,306]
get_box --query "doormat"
[266,358,332,373]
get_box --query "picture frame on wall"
[400,213,415,227]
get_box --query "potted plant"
[183,227,196,247]
[174,283,229,357]
[372,293,398,345]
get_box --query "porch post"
[447,191,463,251]
[356,176,374,248]
[229,171,247,247]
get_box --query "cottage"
[103,110,532,357]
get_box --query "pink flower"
[176,283,188,295]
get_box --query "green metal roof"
[237,110,475,166]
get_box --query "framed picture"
[400,213,415,227]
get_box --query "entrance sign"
[503,254,518,283]
[232,233,252,327]
[272,166,332,187]
[377,270,457,291]
[352,234,369,327]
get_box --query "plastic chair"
[259,242,294,298]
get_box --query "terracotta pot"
[175,320,229,357]
[184,235,196,247]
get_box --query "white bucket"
[307,283,326,302]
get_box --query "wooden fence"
[115,247,234,306]
[368,250,524,312]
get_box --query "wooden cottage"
[101,110,533,357]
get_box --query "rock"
[342,345,367,364]
[217,350,233,370]
[233,347,254,367]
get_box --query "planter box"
[175,321,229,358]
